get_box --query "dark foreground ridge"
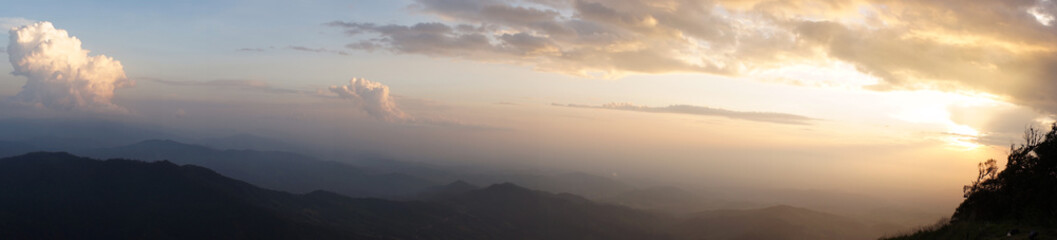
[887,125,1057,239]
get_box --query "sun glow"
[945,124,983,150]
[886,90,1008,150]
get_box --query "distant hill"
[0,118,180,150]
[0,152,499,240]
[0,152,691,240]
[459,171,635,200]
[348,156,639,200]
[436,183,679,240]
[677,205,879,240]
[603,186,761,215]
[195,133,305,153]
[414,180,481,200]
[75,140,437,198]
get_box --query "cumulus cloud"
[324,78,506,130]
[329,78,410,122]
[329,0,1057,113]
[6,21,131,112]
[557,102,816,125]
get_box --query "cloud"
[287,45,350,55]
[233,45,350,56]
[329,78,410,122]
[148,78,303,94]
[151,76,500,128]
[323,78,506,130]
[557,102,816,125]
[325,0,788,78]
[330,0,1057,113]
[6,21,131,112]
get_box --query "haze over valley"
[3,0,1057,239]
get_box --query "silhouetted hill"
[0,152,504,240]
[603,186,761,215]
[546,172,635,198]
[336,156,937,233]
[196,134,304,153]
[0,153,709,240]
[75,140,437,197]
[887,125,1057,239]
[953,128,1057,225]
[346,155,467,183]
[0,152,899,240]
[677,205,878,240]
[436,183,680,240]
[459,171,634,200]
[347,157,638,200]
[415,180,481,200]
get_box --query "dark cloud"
[325,0,742,77]
[557,102,816,125]
[326,21,499,56]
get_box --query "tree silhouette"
[963,158,997,198]
[953,124,1057,225]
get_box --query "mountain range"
[0,152,889,240]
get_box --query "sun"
[945,124,984,151]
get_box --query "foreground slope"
[887,125,1057,239]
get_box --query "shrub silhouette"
[953,124,1057,225]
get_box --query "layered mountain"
[0,118,178,151]
[434,183,678,239]
[0,152,496,239]
[0,153,675,240]
[603,186,762,215]
[74,140,436,198]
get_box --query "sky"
[3,0,1057,209]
